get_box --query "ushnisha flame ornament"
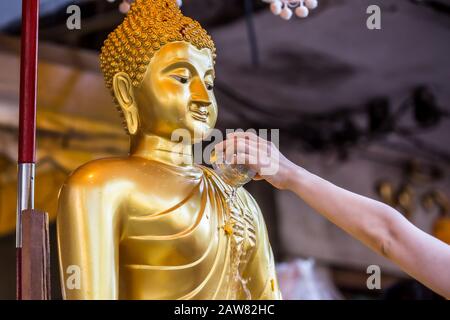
[263,0,318,20]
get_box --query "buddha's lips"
[189,105,209,122]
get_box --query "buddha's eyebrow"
[161,60,195,74]
[162,60,214,78]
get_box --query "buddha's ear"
[113,72,139,135]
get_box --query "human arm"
[216,132,450,298]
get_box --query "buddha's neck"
[130,133,193,167]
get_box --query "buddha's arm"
[57,172,120,299]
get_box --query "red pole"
[18,0,39,163]
[17,0,40,300]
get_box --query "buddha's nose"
[190,78,211,107]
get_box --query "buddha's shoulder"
[64,157,202,188]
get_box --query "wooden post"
[21,210,51,300]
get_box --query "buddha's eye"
[171,75,189,84]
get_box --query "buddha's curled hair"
[100,0,216,94]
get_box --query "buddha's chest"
[118,181,258,270]
[116,172,262,299]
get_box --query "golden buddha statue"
[57,0,281,300]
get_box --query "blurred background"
[0,0,449,299]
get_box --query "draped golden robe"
[57,157,281,300]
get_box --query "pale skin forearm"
[285,165,397,256]
[219,132,450,298]
[285,165,450,300]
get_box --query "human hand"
[214,131,297,190]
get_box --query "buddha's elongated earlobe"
[113,72,139,135]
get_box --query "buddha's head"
[100,0,217,143]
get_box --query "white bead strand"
[295,5,309,18]
[265,0,318,21]
[304,0,318,10]
[280,6,293,20]
[119,0,131,14]
[270,1,283,15]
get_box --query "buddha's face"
[133,41,217,143]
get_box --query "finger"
[229,150,272,170]
[229,135,268,154]
[216,134,272,166]
[227,138,275,170]
[222,138,262,164]
[227,131,271,150]
[229,153,260,173]
[233,133,273,158]
[226,131,259,142]
[214,141,226,154]
[213,142,235,165]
